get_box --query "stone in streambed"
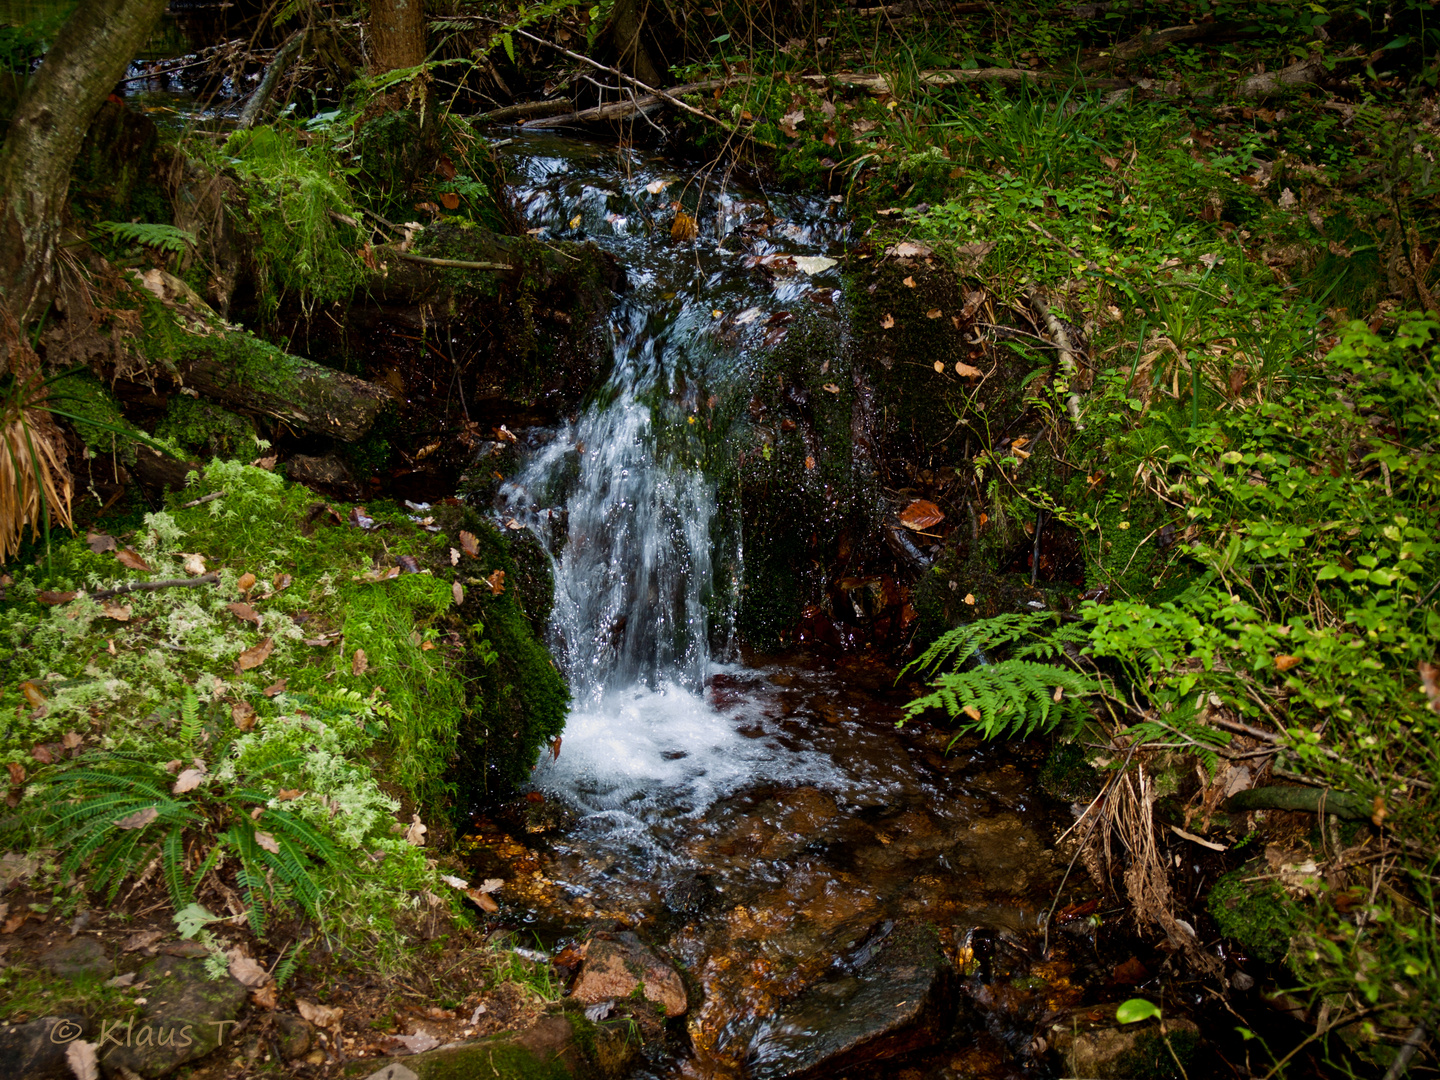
[39,936,112,979]
[745,920,953,1079]
[346,1014,635,1080]
[569,935,687,1018]
[101,955,248,1077]
[0,1016,91,1080]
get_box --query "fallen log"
[1225,785,1373,821]
[475,99,576,124]
[177,331,391,442]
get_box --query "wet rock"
[0,1016,90,1079]
[1050,1018,1200,1079]
[745,920,953,1079]
[570,935,687,1018]
[285,453,364,499]
[101,955,248,1077]
[39,936,112,979]
[275,1012,315,1059]
[344,1015,634,1080]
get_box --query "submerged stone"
[745,920,952,1079]
[570,935,688,1018]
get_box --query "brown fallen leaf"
[964,592,976,605]
[6,762,24,785]
[926,309,942,319]
[277,789,303,801]
[87,532,118,553]
[228,950,271,988]
[405,814,428,846]
[3,911,27,933]
[452,581,464,605]
[232,702,257,731]
[962,704,981,721]
[459,531,480,558]
[880,314,895,329]
[235,637,274,673]
[19,681,47,707]
[440,191,460,211]
[352,649,368,676]
[485,570,505,595]
[182,553,207,575]
[255,831,281,854]
[115,548,152,572]
[469,890,500,913]
[899,499,945,531]
[100,601,132,621]
[228,602,260,626]
[933,361,945,373]
[1421,661,1440,714]
[65,1040,98,1080]
[115,806,160,830]
[272,573,292,592]
[1275,654,1302,672]
[885,240,933,258]
[805,455,816,471]
[902,276,917,288]
[354,565,402,583]
[30,744,54,764]
[822,383,841,394]
[250,983,279,1010]
[237,572,257,597]
[671,211,698,242]
[954,362,982,377]
[121,929,164,953]
[263,678,287,697]
[450,547,461,566]
[172,768,206,794]
[297,1000,343,1029]
[36,590,77,605]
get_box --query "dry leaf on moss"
[236,637,273,672]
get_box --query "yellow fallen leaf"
[902,276,916,288]
[933,361,945,373]
[955,362,981,377]
[881,314,895,329]
[964,593,976,605]
[962,705,981,721]
[926,309,942,318]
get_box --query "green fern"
[21,748,342,938]
[99,221,197,254]
[901,612,1098,740]
[178,689,202,749]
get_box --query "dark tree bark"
[0,0,167,329]
[369,0,427,76]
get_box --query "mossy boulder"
[434,505,568,799]
[1208,868,1299,964]
[345,1013,637,1080]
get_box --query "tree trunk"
[369,0,427,75]
[0,0,167,329]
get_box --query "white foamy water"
[532,677,851,820]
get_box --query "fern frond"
[901,611,1060,678]
[163,825,194,909]
[99,221,197,254]
[178,689,202,748]
[905,659,1098,740]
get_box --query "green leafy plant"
[899,611,1097,740]
[18,743,341,937]
[98,221,198,256]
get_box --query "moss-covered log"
[1225,785,1374,821]
[178,331,391,442]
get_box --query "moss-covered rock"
[434,505,568,799]
[1208,869,1299,965]
[154,395,254,459]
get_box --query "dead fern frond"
[1,308,75,562]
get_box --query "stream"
[478,136,1102,1079]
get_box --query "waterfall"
[500,301,722,703]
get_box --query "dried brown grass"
[1,312,74,562]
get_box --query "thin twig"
[92,573,220,600]
[394,253,513,271]
[180,491,225,509]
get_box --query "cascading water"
[485,138,1074,1080]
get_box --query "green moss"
[45,372,145,462]
[1112,1027,1200,1080]
[1039,740,1102,802]
[154,396,254,459]
[1209,869,1298,964]
[433,506,569,800]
